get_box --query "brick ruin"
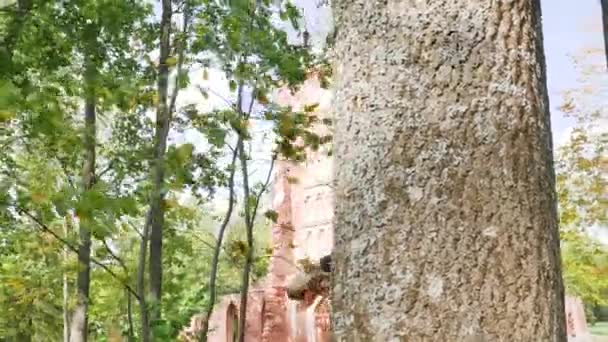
[181,75,591,341]
[180,74,333,342]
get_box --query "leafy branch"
[5,204,141,301]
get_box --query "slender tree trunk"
[70,55,97,342]
[330,1,566,341]
[198,139,240,342]
[147,0,172,332]
[138,215,150,342]
[601,0,608,69]
[63,217,71,342]
[126,290,135,341]
[237,136,254,342]
[63,260,70,342]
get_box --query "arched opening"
[226,303,239,342]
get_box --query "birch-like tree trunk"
[70,53,97,342]
[331,1,566,341]
[601,0,608,68]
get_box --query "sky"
[540,0,605,145]
[163,1,607,240]
[293,0,604,147]
[169,0,605,152]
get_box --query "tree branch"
[126,221,144,239]
[102,238,129,274]
[56,158,75,189]
[97,160,115,179]
[168,4,190,117]
[250,155,276,223]
[198,85,236,110]
[9,205,141,301]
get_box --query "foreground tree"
[331,1,566,340]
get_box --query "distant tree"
[557,46,608,320]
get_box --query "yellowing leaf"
[164,198,179,209]
[559,100,575,113]
[31,192,48,203]
[256,90,269,105]
[166,56,178,67]
[303,103,319,113]
[7,279,25,292]
[0,110,15,122]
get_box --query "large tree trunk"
[70,56,97,342]
[147,0,172,332]
[330,1,566,341]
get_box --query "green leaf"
[176,143,195,163]
[178,70,190,89]
[0,80,20,111]
[166,56,178,67]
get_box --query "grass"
[590,321,608,336]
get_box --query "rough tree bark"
[331,1,566,341]
[70,48,97,342]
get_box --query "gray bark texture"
[70,53,97,342]
[147,0,172,331]
[330,1,566,341]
